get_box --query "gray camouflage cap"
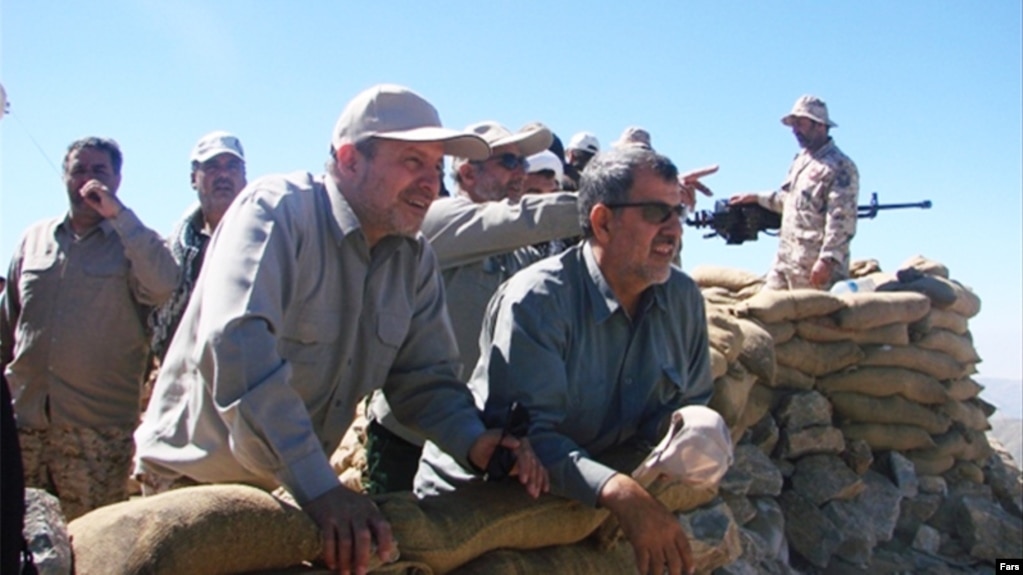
[781,95,837,128]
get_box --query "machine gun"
[685,192,932,245]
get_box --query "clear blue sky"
[2,1,1020,380]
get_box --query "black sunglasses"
[488,153,527,171]
[604,201,687,224]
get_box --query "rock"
[911,524,941,553]
[823,498,876,566]
[746,413,779,457]
[778,424,846,459]
[745,497,787,562]
[895,493,942,541]
[722,492,757,525]
[678,500,742,572]
[727,444,784,497]
[927,480,993,534]
[982,452,1023,517]
[23,488,72,575]
[957,494,1023,561]
[883,451,920,498]
[779,491,841,568]
[776,391,832,431]
[857,471,904,543]
[841,438,874,475]
[918,475,948,496]
[790,454,865,506]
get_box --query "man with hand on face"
[363,122,582,494]
[415,147,732,575]
[1,137,179,520]
[730,95,859,290]
[134,85,548,575]
[148,131,247,363]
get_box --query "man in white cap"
[363,121,583,494]
[1,137,179,519]
[416,146,730,575]
[148,131,247,364]
[135,85,548,574]
[730,95,859,290]
[562,131,600,191]
[523,149,564,195]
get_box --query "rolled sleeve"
[109,209,180,306]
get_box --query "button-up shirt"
[1,210,179,428]
[367,192,581,442]
[415,242,713,506]
[135,172,485,504]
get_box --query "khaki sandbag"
[841,423,935,451]
[692,265,763,292]
[947,280,982,318]
[735,383,777,432]
[900,255,950,279]
[923,429,993,462]
[829,392,951,435]
[817,367,948,405]
[916,329,981,365]
[68,485,324,575]
[733,289,846,324]
[774,337,864,377]
[709,363,757,429]
[706,306,745,363]
[860,344,966,381]
[848,258,882,278]
[833,292,931,331]
[771,364,815,390]
[960,429,994,462]
[736,318,776,386]
[926,308,969,335]
[451,539,637,575]
[944,377,983,401]
[735,282,764,301]
[795,316,909,346]
[701,286,740,306]
[947,460,985,484]
[906,451,956,475]
[938,399,991,431]
[709,347,728,379]
[761,321,796,345]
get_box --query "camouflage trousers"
[18,425,135,521]
[766,239,848,291]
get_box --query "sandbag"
[736,318,776,386]
[916,329,981,365]
[770,364,815,390]
[947,460,985,484]
[450,539,636,575]
[944,377,983,401]
[733,289,846,324]
[709,347,728,380]
[938,399,991,431]
[840,423,935,451]
[921,429,993,462]
[68,484,323,575]
[795,317,909,346]
[900,255,950,279]
[709,363,757,430]
[848,258,882,278]
[947,280,982,318]
[692,265,764,292]
[735,383,777,433]
[829,392,951,435]
[701,286,741,306]
[832,292,931,331]
[906,451,956,476]
[860,345,966,381]
[761,321,796,345]
[926,308,970,335]
[817,367,948,405]
[774,337,864,377]
[706,306,745,363]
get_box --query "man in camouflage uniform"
[730,95,859,290]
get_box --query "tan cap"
[465,121,553,157]
[632,405,733,488]
[191,131,245,163]
[332,84,490,160]
[781,94,837,128]
[613,126,653,150]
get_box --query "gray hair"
[577,147,678,238]
[64,137,123,175]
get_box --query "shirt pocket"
[656,365,686,406]
[279,311,342,364]
[18,251,61,303]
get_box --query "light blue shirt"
[415,242,713,506]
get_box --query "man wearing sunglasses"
[729,95,859,290]
[416,146,730,575]
[363,121,584,494]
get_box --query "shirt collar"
[57,213,116,239]
[581,241,667,324]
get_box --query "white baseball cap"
[525,150,564,181]
[567,131,600,154]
